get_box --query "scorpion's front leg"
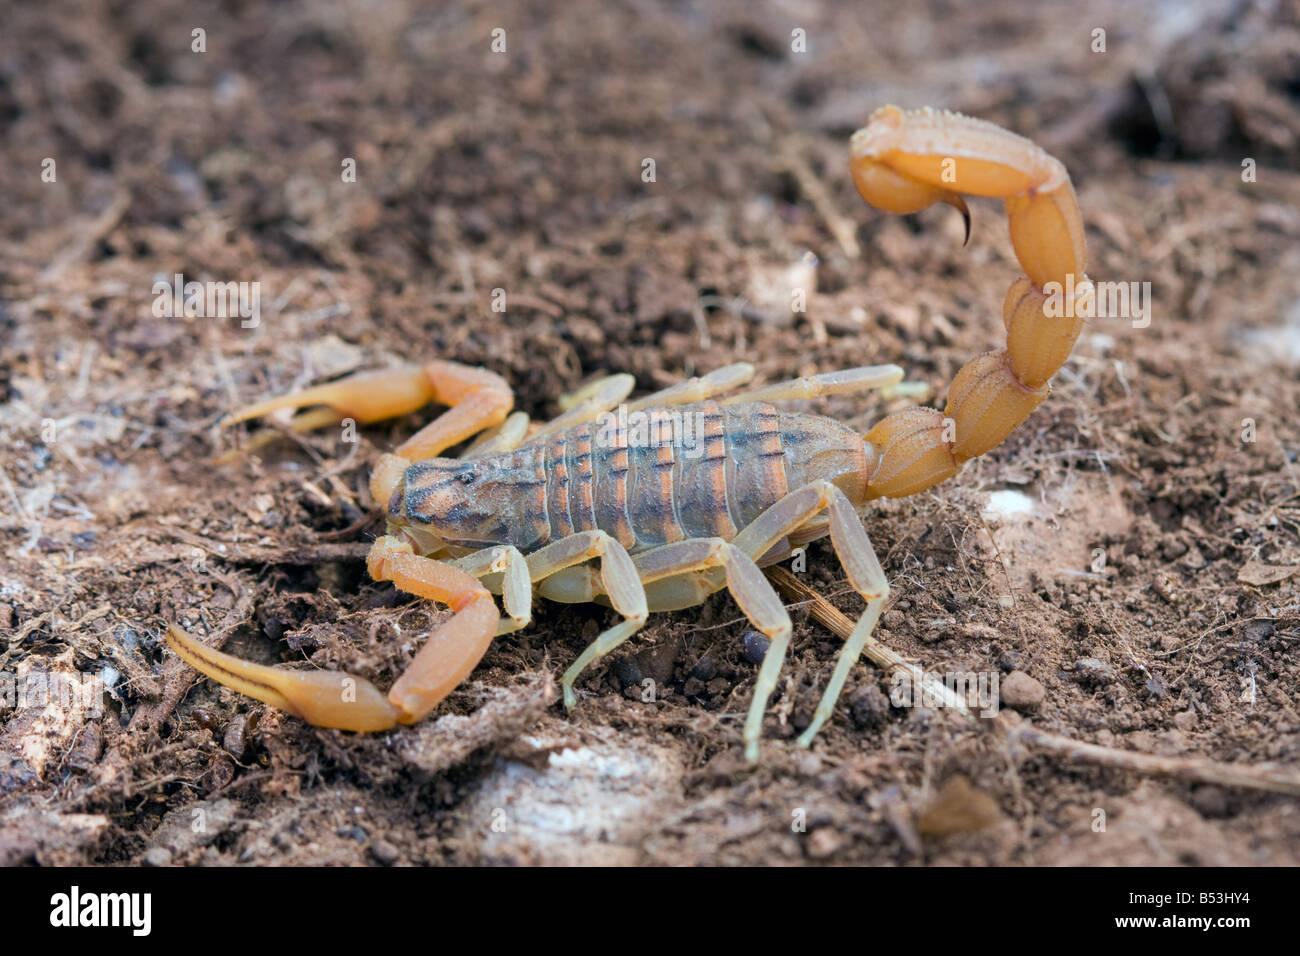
[451,545,533,635]
[167,536,501,729]
[220,360,513,461]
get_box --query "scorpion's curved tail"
[850,106,1093,500]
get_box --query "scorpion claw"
[220,367,434,429]
[219,361,514,462]
[167,625,402,731]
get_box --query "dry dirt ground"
[2,0,1299,866]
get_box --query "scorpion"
[168,106,1092,763]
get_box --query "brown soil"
[2,0,1299,866]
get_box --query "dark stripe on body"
[592,414,636,548]
[569,422,597,534]
[627,421,685,548]
[724,403,789,527]
[674,401,738,539]
[545,432,574,539]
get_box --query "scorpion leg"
[538,483,886,761]
[528,373,635,442]
[220,360,513,461]
[720,364,904,405]
[792,490,889,749]
[462,411,531,458]
[723,480,888,761]
[467,372,637,456]
[496,364,756,454]
[634,539,793,762]
[168,535,502,729]
[623,362,756,412]
[530,363,757,446]
[450,544,533,635]
[522,531,649,709]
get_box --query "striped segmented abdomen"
[391,401,870,554]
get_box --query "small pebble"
[690,655,716,681]
[1191,786,1228,818]
[1071,657,1116,687]
[849,684,890,729]
[612,656,642,687]
[370,839,400,865]
[999,671,1045,712]
[223,713,249,761]
[635,641,678,685]
[916,777,1002,836]
[1244,620,1275,642]
[141,847,173,867]
[742,631,770,665]
[1160,537,1188,560]
[806,828,841,859]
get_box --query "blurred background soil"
[1,0,1299,865]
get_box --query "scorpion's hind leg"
[725,480,889,761]
[632,539,794,764]
[169,536,502,729]
[219,360,513,461]
[791,490,889,749]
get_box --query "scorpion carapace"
[168,106,1090,762]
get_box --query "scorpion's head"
[371,452,528,549]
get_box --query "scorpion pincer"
[168,106,1092,763]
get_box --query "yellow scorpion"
[169,106,1092,762]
